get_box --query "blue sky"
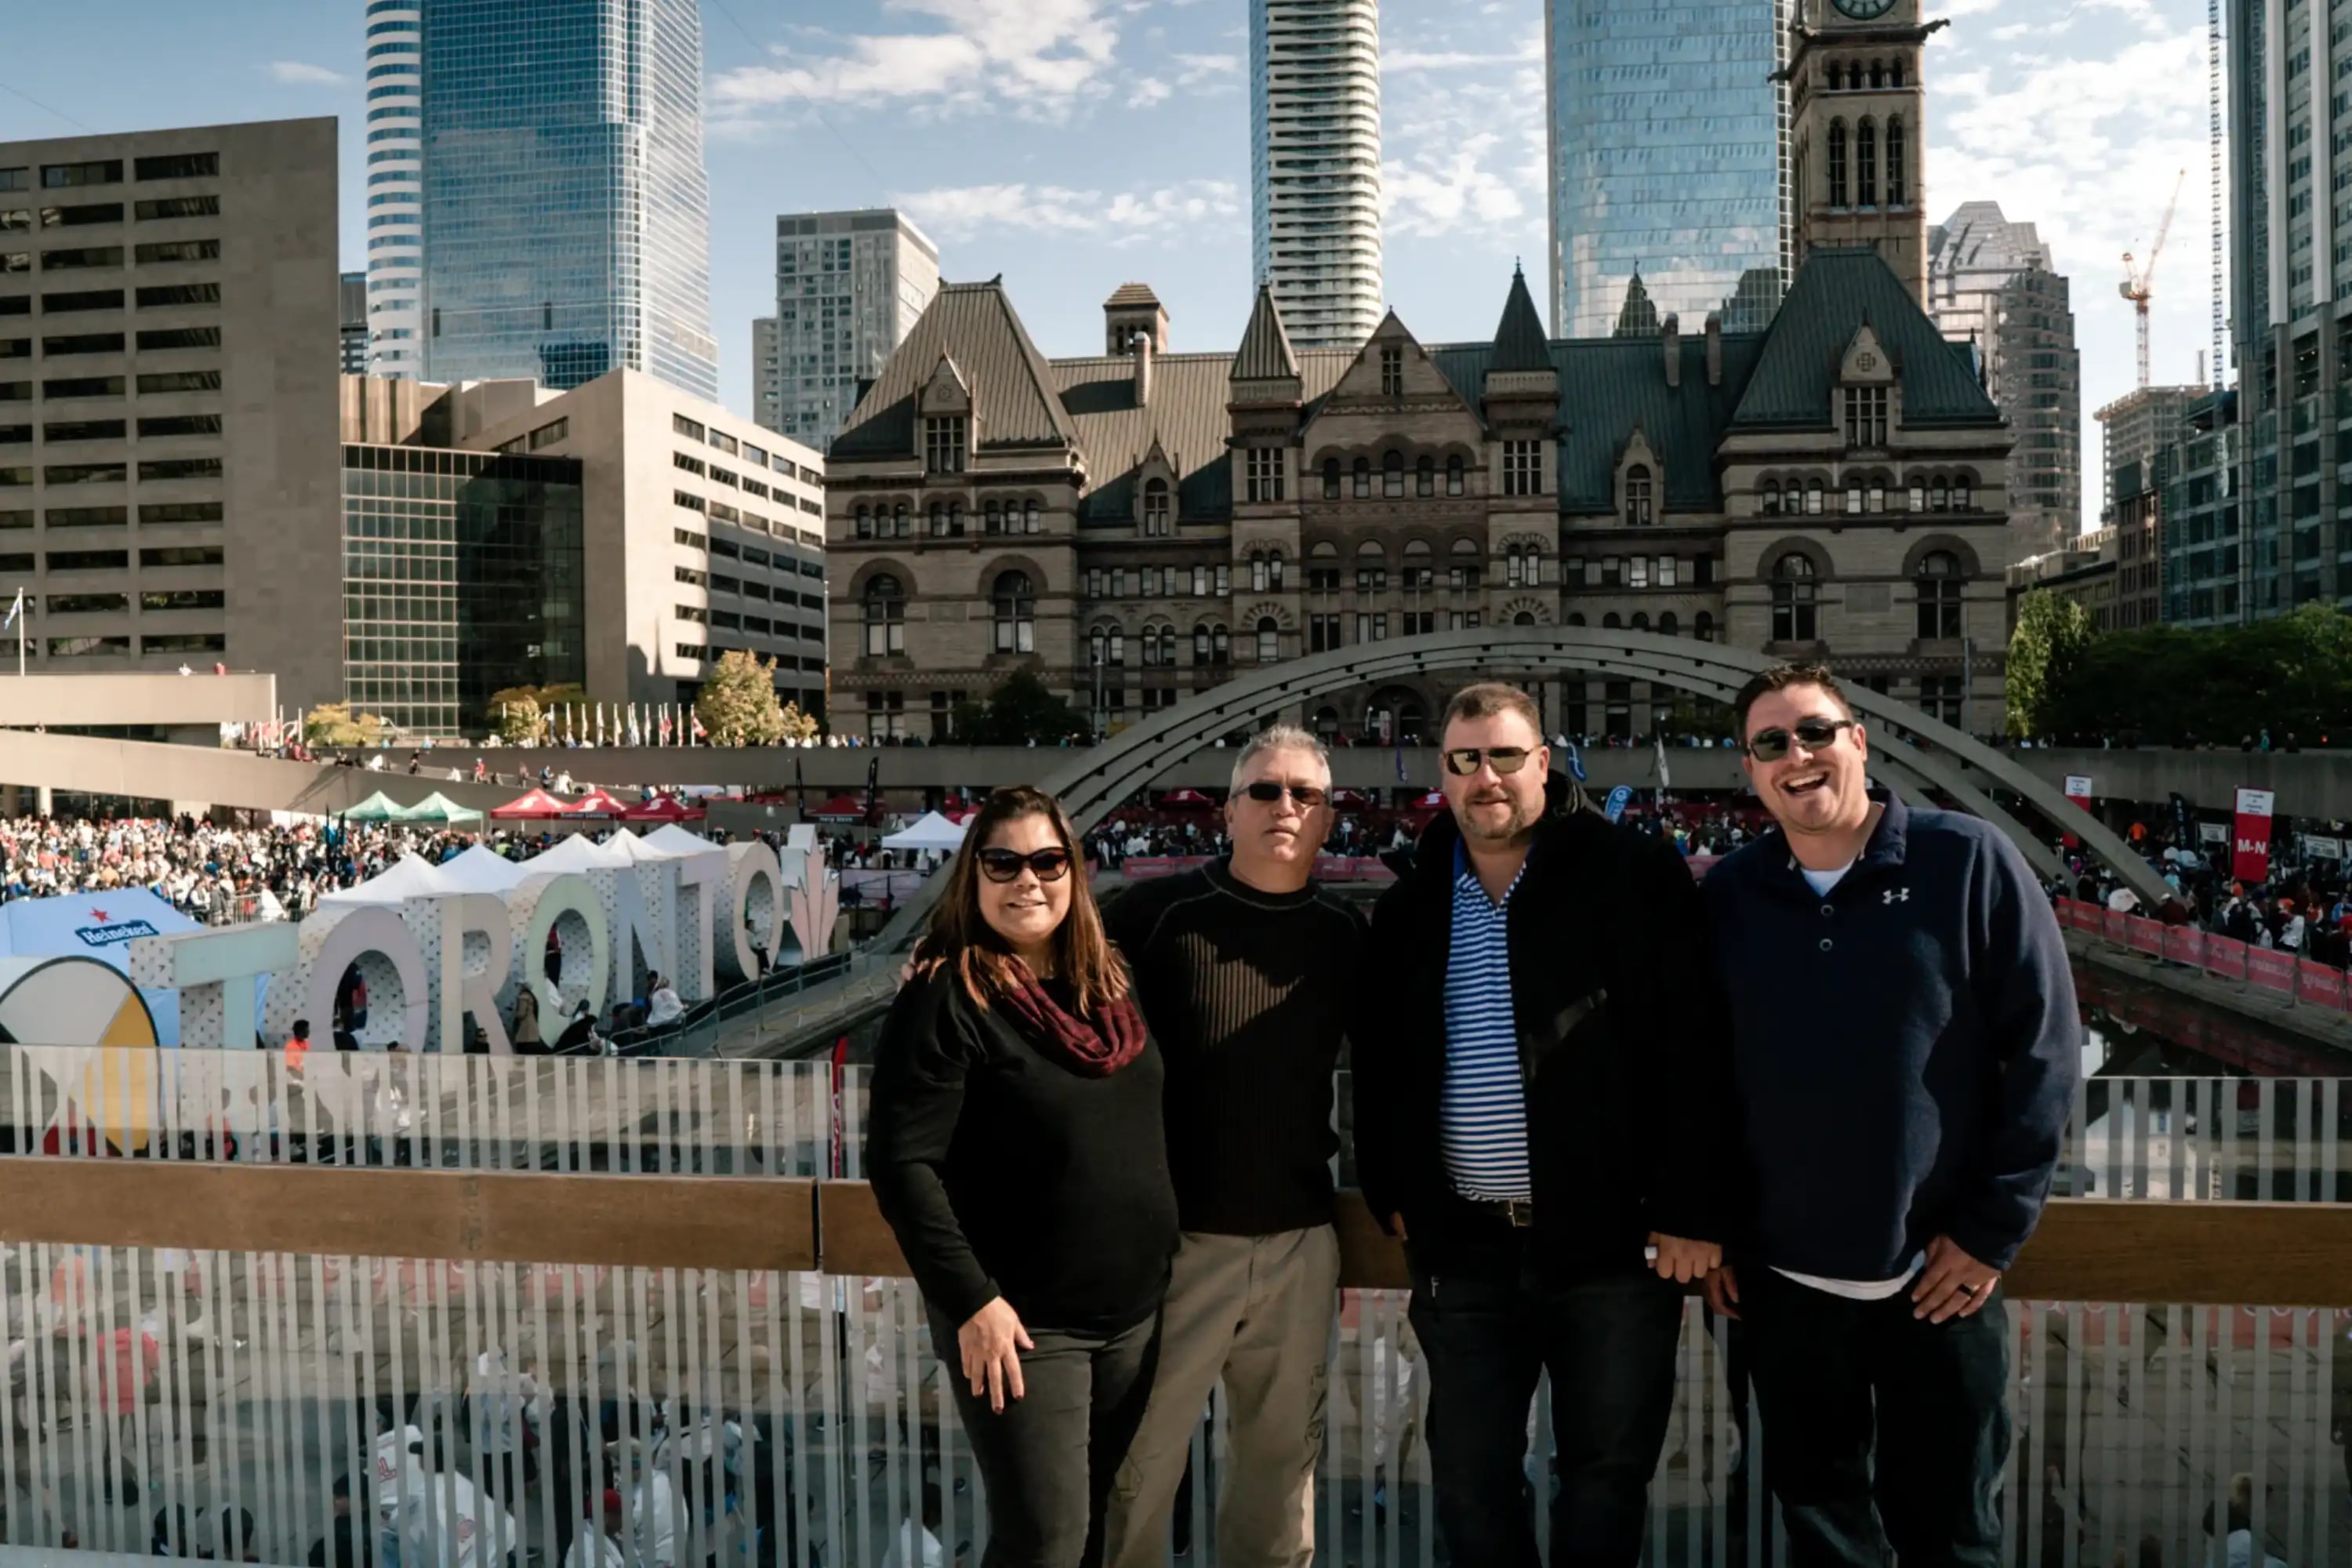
[5,1,2216,528]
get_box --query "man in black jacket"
[1353,682,1730,1566]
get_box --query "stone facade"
[824,244,2016,742]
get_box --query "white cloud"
[709,0,1120,124]
[1385,132,1528,237]
[1174,52,1240,87]
[1131,75,1173,107]
[267,60,346,86]
[1377,24,1546,243]
[896,179,1241,246]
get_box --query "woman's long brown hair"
[913,786,1129,1017]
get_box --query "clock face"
[1833,0,1896,17]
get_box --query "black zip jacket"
[1351,775,1733,1281]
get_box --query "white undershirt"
[1774,858,1926,1301]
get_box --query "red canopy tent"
[620,795,706,824]
[1328,787,1371,811]
[489,787,572,820]
[564,788,631,818]
[1156,788,1217,811]
[1402,789,1449,826]
[810,793,866,824]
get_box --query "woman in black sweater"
[868,786,1177,1568]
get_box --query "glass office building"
[1547,0,1786,338]
[342,445,586,739]
[418,0,717,399]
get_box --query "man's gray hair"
[1229,722,1331,793]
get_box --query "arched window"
[1143,478,1170,535]
[1417,455,1436,497]
[1857,119,1878,207]
[1355,539,1388,593]
[1156,626,1175,666]
[1694,611,1715,643]
[1138,624,1157,666]
[983,500,1003,535]
[1323,456,1341,500]
[1566,612,1587,627]
[1624,464,1653,526]
[991,571,1034,654]
[1250,550,1269,593]
[1446,454,1465,495]
[1929,477,1950,511]
[1629,612,1650,633]
[1806,479,1826,514]
[1088,626,1106,668]
[1916,550,1964,640]
[1193,624,1210,665]
[1771,554,1819,643]
[1213,623,1229,663]
[1602,612,1623,630]
[1828,120,1849,208]
[1868,60,1885,89]
[1268,548,1284,590]
[1513,612,1537,627]
[1760,480,1781,516]
[894,503,910,537]
[1352,457,1371,499]
[1312,706,1341,739]
[1383,450,1405,498]
[1827,62,1844,91]
[927,501,946,536]
[1402,538,1433,590]
[1954,476,1973,511]
[855,505,873,539]
[1658,611,1679,637]
[1886,118,1907,205]
[1889,60,1905,88]
[1256,616,1279,662]
[862,575,905,657]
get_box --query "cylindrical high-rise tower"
[1251,0,1384,351]
[361,0,425,379]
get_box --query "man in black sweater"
[1098,723,1367,1568]
[1704,664,2078,1566]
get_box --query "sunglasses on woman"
[1744,717,1857,763]
[1241,782,1329,808]
[1441,746,1534,778]
[976,847,1073,883]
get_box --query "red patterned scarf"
[993,976,1148,1078]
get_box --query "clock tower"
[1784,0,1947,303]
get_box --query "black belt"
[1455,1195,1537,1229]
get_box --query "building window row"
[1319,451,1468,500]
[1563,554,1715,590]
[1573,610,1711,641]
[1766,550,1966,643]
[1825,117,1908,209]
[1757,471,1973,514]
[1085,563,1232,599]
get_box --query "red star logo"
[88,908,108,920]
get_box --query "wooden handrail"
[0,1160,2346,1308]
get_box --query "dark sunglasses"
[1744,717,1857,763]
[1241,781,1329,808]
[1441,746,1535,778]
[976,847,1073,883]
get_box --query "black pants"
[1406,1225,1683,1568]
[1739,1267,2011,1566]
[928,1304,1161,1568]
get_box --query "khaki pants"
[1100,1225,1341,1568]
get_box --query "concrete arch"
[1901,532,1984,579]
[877,626,2172,948]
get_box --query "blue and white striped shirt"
[1440,840,1531,1200]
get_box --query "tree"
[304,702,383,749]
[2004,589,2092,739]
[967,671,1089,746]
[694,650,789,746]
[494,692,542,744]
[778,700,820,743]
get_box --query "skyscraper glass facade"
[419,0,717,399]
[1547,0,1785,339]
[342,445,586,739]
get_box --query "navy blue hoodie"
[1702,787,2078,1277]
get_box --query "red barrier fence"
[2054,896,2352,1019]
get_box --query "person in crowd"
[1352,682,1730,1566]
[866,785,1177,1568]
[307,1474,372,1567]
[1702,663,2078,1565]
[552,1000,599,1056]
[645,974,685,1028]
[1099,724,1366,1568]
[510,983,543,1055]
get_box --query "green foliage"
[304,702,383,749]
[694,650,789,746]
[962,671,1090,746]
[493,692,542,744]
[2031,604,2352,742]
[2004,590,2094,739]
[778,700,820,743]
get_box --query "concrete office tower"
[1546,0,1785,338]
[752,315,780,433]
[2094,383,2202,519]
[764,209,939,452]
[0,118,340,706]
[361,0,424,379]
[419,0,717,400]
[339,272,368,374]
[1252,0,1384,350]
[1927,203,2081,560]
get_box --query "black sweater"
[866,967,1178,1334]
[1105,859,1367,1236]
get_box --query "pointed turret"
[1229,281,1303,412]
[1489,264,1552,374]
[1613,273,1661,339]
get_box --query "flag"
[795,752,807,818]
[1561,739,1588,784]
[690,710,706,742]
[659,707,672,746]
[595,704,605,746]
[2,588,19,631]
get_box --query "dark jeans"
[1739,1267,2011,1567]
[1406,1234,1683,1567]
[928,1304,1161,1568]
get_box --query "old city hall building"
[823,254,2012,745]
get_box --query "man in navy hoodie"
[1703,663,2077,1566]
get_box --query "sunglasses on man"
[1744,717,1857,763]
[976,847,1073,883]
[1441,746,1535,778]
[1239,781,1329,808]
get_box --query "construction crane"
[2121,169,2187,389]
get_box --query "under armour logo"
[1883,888,1911,905]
